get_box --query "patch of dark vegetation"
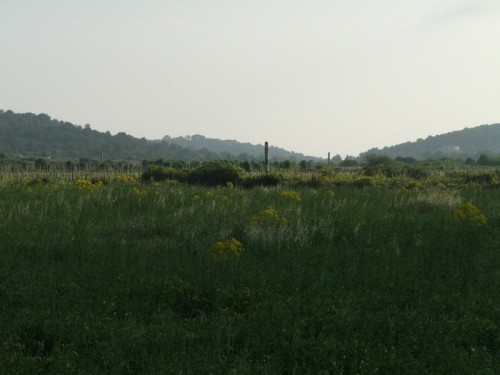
[240,174,280,188]
[20,324,54,358]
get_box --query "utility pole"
[264,142,270,173]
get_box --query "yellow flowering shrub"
[251,209,288,225]
[208,238,244,260]
[280,191,301,202]
[74,178,103,189]
[452,203,487,226]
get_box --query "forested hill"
[360,123,500,160]
[0,110,317,162]
[162,134,322,161]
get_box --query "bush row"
[141,161,280,188]
[141,161,500,189]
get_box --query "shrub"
[208,238,244,261]
[141,165,183,182]
[404,166,430,180]
[280,191,301,201]
[187,160,244,187]
[339,159,360,167]
[461,172,496,186]
[363,155,402,177]
[241,174,280,188]
[444,170,498,187]
[452,203,488,225]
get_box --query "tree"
[282,160,294,169]
[34,158,47,170]
[240,160,251,172]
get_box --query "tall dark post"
[264,142,269,173]
[328,152,330,166]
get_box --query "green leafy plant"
[187,160,244,187]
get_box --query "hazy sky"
[1,0,499,157]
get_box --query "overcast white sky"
[1,0,499,157]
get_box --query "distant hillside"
[162,134,322,161]
[0,110,320,162]
[360,123,500,160]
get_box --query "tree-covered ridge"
[0,110,214,161]
[162,134,323,161]
[361,123,500,160]
[0,110,317,162]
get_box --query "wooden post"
[264,142,269,173]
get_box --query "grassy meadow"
[0,174,499,373]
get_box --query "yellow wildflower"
[452,203,487,226]
[74,178,94,189]
[132,187,147,197]
[208,237,244,260]
[280,191,301,201]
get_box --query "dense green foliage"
[141,161,245,186]
[140,165,184,183]
[0,175,499,373]
[185,160,245,187]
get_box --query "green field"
[1,175,499,374]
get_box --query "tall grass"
[0,180,498,373]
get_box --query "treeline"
[353,153,500,178]
[162,134,325,161]
[2,151,499,176]
[2,153,500,190]
[0,158,140,173]
[0,156,328,176]
[476,153,500,166]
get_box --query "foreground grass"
[0,180,499,374]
